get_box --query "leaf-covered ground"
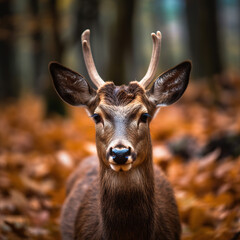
[0,76,240,240]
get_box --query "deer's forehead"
[97,82,146,106]
[93,82,157,117]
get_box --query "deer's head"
[49,30,191,172]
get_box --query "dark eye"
[139,113,151,123]
[91,113,102,124]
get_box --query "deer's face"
[49,29,191,172]
[92,82,155,171]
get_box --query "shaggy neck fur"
[99,148,156,240]
[95,82,157,239]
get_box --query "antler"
[139,31,162,89]
[81,29,105,88]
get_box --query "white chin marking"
[110,164,121,172]
[110,163,132,172]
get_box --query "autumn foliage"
[0,77,240,240]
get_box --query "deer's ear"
[49,62,97,107]
[147,61,191,106]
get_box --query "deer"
[49,29,191,240]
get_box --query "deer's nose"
[110,147,131,165]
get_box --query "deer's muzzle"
[110,147,131,165]
[107,142,136,172]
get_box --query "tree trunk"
[0,0,19,100]
[45,0,65,115]
[185,0,223,103]
[185,0,222,78]
[108,0,135,85]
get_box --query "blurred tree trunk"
[71,0,100,45]
[45,0,100,115]
[0,0,19,100]
[49,0,64,61]
[185,0,222,77]
[108,0,135,85]
[29,0,44,95]
[45,0,66,116]
[185,0,222,102]
[71,0,100,85]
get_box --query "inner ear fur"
[147,61,191,106]
[49,62,97,107]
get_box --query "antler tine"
[81,29,105,88]
[139,31,162,89]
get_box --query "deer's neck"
[99,155,156,240]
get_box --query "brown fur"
[50,61,191,240]
[98,82,145,106]
[61,157,181,240]
[60,82,181,240]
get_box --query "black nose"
[110,148,131,165]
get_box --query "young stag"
[49,29,191,240]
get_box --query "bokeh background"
[0,0,239,108]
[0,1,240,240]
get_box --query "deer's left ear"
[147,61,191,106]
[49,62,97,108]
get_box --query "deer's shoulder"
[66,156,99,195]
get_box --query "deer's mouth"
[109,162,133,172]
[108,156,133,172]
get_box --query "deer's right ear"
[147,61,191,107]
[49,62,97,107]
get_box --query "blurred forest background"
[0,0,239,105]
[1,0,240,240]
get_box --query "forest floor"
[0,74,240,240]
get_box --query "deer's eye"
[139,113,151,123]
[91,113,102,124]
